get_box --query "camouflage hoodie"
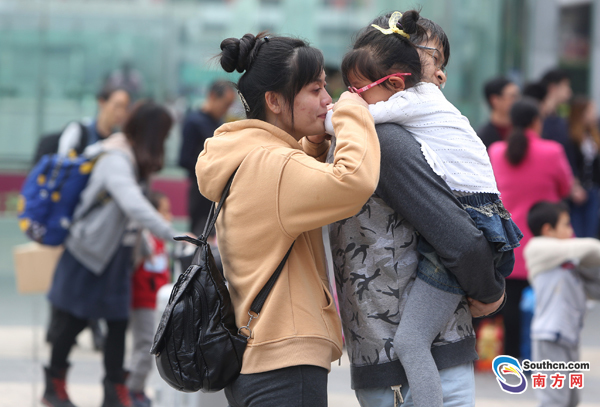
[329,123,505,389]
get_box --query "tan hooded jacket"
[195,99,380,374]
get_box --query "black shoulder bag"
[150,171,294,393]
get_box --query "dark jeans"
[501,278,530,359]
[570,186,600,238]
[225,365,328,407]
[50,307,128,382]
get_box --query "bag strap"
[200,169,236,240]
[237,241,294,339]
[249,242,294,315]
[75,122,89,155]
[188,169,295,339]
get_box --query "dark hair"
[341,11,423,90]
[569,96,600,148]
[96,85,130,102]
[123,101,173,181]
[208,80,235,98]
[527,200,569,237]
[541,68,570,86]
[219,32,324,124]
[411,16,451,71]
[505,97,540,166]
[483,76,512,108]
[147,190,167,210]
[522,81,547,102]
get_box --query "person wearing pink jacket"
[489,97,573,361]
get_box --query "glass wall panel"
[0,0,522,170]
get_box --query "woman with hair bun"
[195,32,380,406]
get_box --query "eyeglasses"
[415,45,446,73]
[348,73,412,94]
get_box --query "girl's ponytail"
[505,97,540,166]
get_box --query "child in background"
[324,10,520,407]
[524,201,600,407]
[128,191,172,407]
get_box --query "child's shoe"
[129,390,151,407]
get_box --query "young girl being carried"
[325,10,522,407]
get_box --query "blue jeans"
[417,193,522,295]
[355,362,475,407]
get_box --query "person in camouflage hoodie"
[330,123,504,406]
[324,15,506,407]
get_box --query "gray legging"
[225,365,328,407]
[394,278,462,407]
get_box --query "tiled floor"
[1,216,599,407]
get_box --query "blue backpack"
[17,153,103,246]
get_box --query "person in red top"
[128,191,172,407]
[489,97,573,360]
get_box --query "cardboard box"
[13,243,64,294]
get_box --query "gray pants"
[127,308,155,392]
[532,339,580,407]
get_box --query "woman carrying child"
[324,10,509,407]
[195,32,381,406]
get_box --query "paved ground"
[1,216,600,407]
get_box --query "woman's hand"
[571,181,588,205]
[468,292,505,318]
[335,91,369,110]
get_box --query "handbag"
[150,171,294,393]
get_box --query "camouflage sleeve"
[374,123,505,304]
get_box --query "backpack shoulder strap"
[75,122,89,155]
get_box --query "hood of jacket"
[84,132,135,163]
[195,119,302,202]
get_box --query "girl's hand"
[336,91,368,110]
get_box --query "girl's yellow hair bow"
[371,11,410,39]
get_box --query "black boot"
[102,375,132,407]
[41,366,77,407]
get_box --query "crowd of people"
[33,7,600,407]
[478,69,600,364]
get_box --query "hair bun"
[220,33,258,73]
[399,10,420,36]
